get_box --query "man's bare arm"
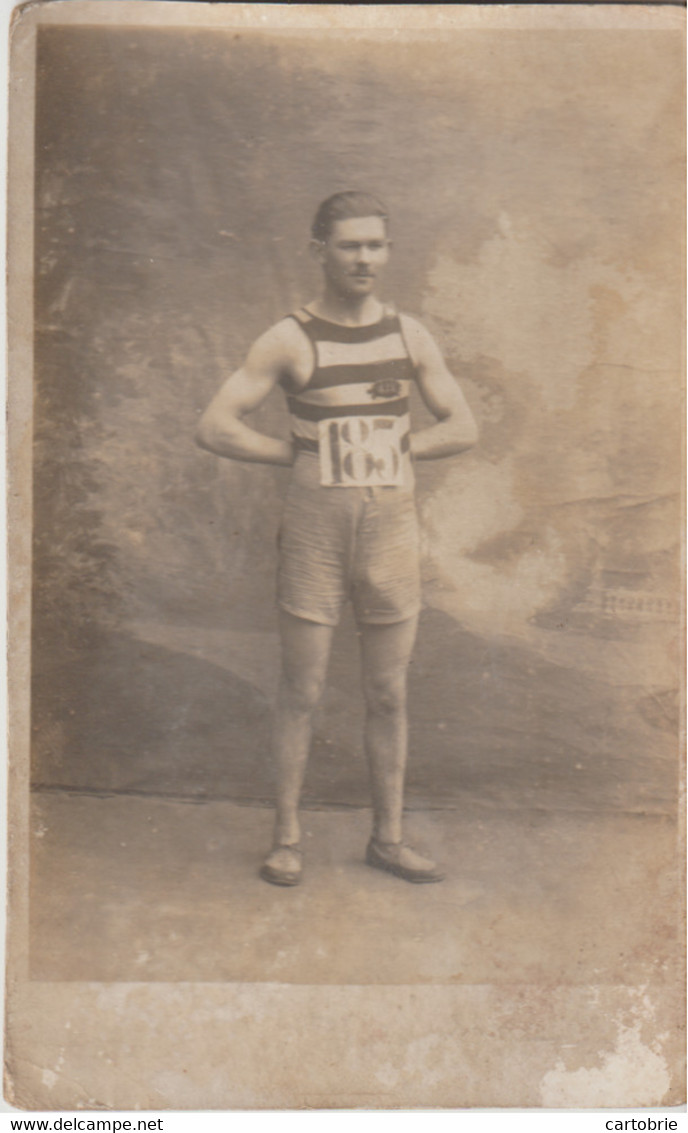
[402,316,478,460]
[196,322,305,465]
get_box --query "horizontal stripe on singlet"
[294,379,411,408]
[315,333,407,370]
[293,431,412,455]
[304,358,416,391]
[294,311,400,344]
[287,396,410,422]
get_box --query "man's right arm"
[195,322,301,466]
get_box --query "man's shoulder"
[397,311,428,334]
[249,314,312,363]
[397,312,435,359]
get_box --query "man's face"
[316,216,390,299]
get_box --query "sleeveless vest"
[284,307,417,462]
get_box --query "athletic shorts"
[277,452,422,626]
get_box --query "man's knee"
[280,670,326,716]
[364,671,407,716]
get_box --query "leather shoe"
[366,838,444,883]
[260,844,302,886]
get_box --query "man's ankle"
[274,820,301,846]
[372,827,403,845]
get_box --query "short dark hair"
[311,191,389,243]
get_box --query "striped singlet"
[284,306,417,488]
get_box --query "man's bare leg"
[360,615,443,881]
[359,615,418,842]
[271,610,335,847]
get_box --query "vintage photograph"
[6,1,685,1110]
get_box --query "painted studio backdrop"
[30,25,682,978]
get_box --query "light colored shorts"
[277,452,421,626]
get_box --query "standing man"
[196,191,477,886]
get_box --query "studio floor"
[30,789,680,986]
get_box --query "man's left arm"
[402,315,478,460]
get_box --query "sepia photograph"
[5,0,685,1111]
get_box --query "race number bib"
[318,415,407,487]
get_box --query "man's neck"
[309,291,384,327]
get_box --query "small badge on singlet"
[318,415,407,487]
